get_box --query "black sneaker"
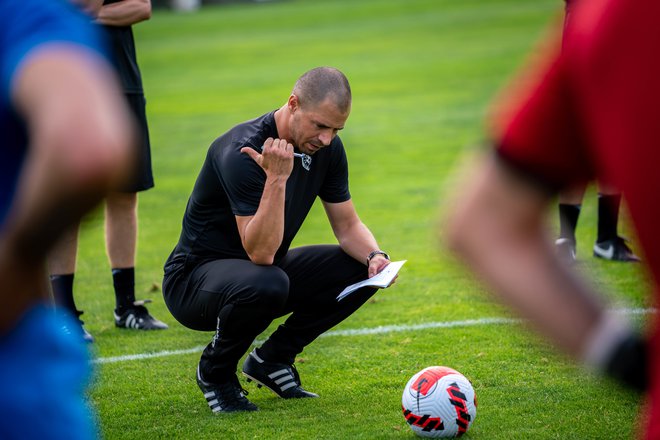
[242,349,318,399]
[196,366,258,413]
[593,236,641,262]
[61,310,94,343]
[114,300,168,330]
[555,238,577,264]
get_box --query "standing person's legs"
[106,191,167,328]
[108,92,167,329]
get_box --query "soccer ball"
[402,366,477,438]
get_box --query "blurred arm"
[323,199,389,278]
[0,48,134,332]
[96,0,151,26]
[446,154,606,358]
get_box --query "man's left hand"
[368,254,395,286]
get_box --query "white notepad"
[336,260,406,301]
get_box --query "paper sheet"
[336,260,406,301]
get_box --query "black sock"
[558,203,581,242]
[50,273,77,314]
[112,267,136,313]
[597,193,621,243]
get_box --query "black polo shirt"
[166,111,350,269]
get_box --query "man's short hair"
[292,67,351,113]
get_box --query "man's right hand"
[241,137,294,180]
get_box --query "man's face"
[289,97,349,155]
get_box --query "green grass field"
[73,0,650,438]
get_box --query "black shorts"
[120,93,154,193]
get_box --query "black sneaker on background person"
[593,236,641,262]
[242,349,319,399]
[113,299,169,330]
[196,365,258,413]
[555,237,577,264]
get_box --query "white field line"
[93,307,654,365]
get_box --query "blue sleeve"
[0,0,109,104]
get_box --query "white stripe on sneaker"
[280,382,297,391]
[274,375,294,385]
[268,368,289,379]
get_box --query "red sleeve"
[492,48,595,192]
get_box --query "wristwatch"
[367,250,390,264]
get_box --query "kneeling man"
[163,67,393,413]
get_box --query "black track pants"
[163,245,377,383]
